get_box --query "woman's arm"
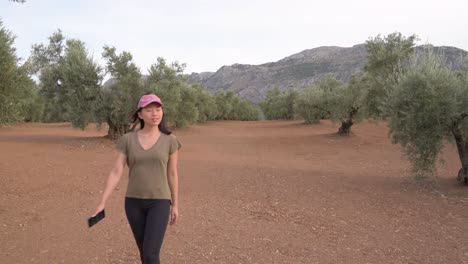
[167,150,179,225]
[91,152,127,216]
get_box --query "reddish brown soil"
[0,120,467,264]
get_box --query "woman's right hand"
[91,202,105,217]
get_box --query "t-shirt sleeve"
[116,133,128,155]
[169,135,182,155]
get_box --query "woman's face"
[138,103,163,127]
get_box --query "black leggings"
[124,197,171,264]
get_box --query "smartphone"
[88,209,105,228]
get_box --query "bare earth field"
[0,120,467,264]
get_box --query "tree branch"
[449,112,468,130]
[312,106,332,117]
[460,112,468,120]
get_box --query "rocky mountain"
[188,44,468,103]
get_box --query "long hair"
[130,107,172,135]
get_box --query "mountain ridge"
[187,44,467,103]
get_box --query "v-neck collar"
[135,131,162,151]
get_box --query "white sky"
[1,0,467,74]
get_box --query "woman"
[91,94,181,264]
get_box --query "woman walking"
[91,94,181,264]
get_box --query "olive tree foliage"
[0,20,39,124]
[96,46,142,138]
[214,91,259,121]
[260,87,298,120]
[388,51,468,182]
[145,57,185,125]
[191,84,218,122]
[295,87,325,124]
[295,75,343,124]
[29,30,66,122]
[236,101,260,121]
[364,32,418,118]
[29,30,102,127]
[145,57,199,128]
[224,96,259,121]
[214,91,235,120]
[60,40,102,129]
[175,84,201,128]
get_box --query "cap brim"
[140,101,163,108]
[134,101,163,116]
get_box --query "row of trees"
[261,74,369,135]
[260,33,468,183]
[261,33,418,135]
[1,23,260,138]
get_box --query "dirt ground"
[0,120,467,264]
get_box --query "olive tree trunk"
[338,107,359,136]
[106,121,129,140]
[451,126,468,184]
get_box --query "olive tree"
[226,95,259,121]
[61,40,102,129]
[214,90,259,121]
[191,84,218,122]
[388,51,468,183]
[295,75,343,124]
[295,87,326,124]
[97,46,142,138]
[30,31,102,127]
[214,91,235,120]
[333,73,372,135]
[29,30,67,122]
[0,20,39,124]
[260,87,298,120]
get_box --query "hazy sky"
[1,0,467,74]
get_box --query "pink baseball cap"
[137,94,163,108]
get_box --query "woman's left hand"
[170,206,179,225]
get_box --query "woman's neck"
[140,124,160,135]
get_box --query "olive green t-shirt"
[116,131,181,200]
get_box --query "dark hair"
[130,107,172,135]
